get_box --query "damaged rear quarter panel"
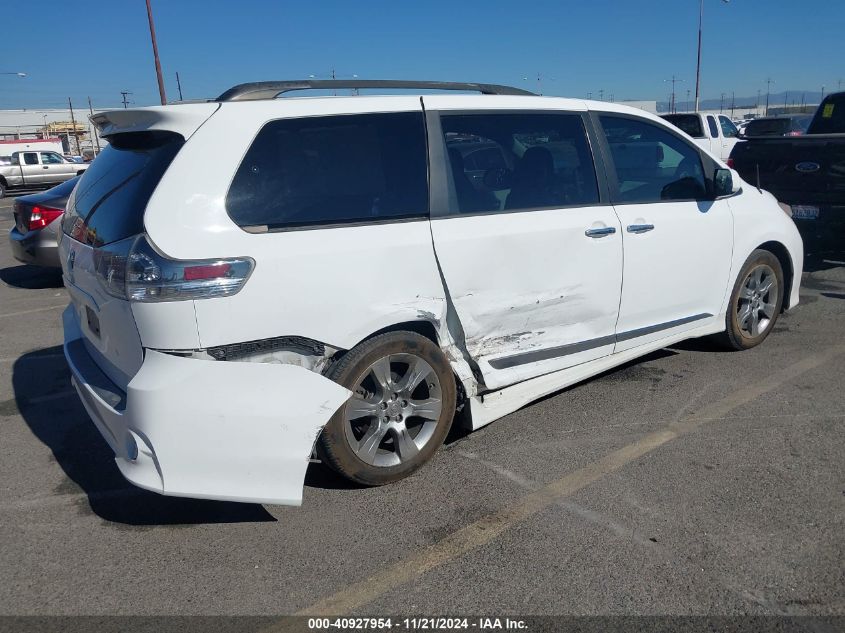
[128,350,351,505]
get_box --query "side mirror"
[714,168,733,197]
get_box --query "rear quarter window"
[226,112,429,230]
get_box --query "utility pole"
[821,85,826,102]
[783,90,788,113]
[88,96,101,154]
[121,91,132,108]
[664,75,683,114]
[730,91,735,117]
[686,89,691,112]
[598,88,604,101]
[765,77,774,116]
[756,89,761,115]
[145,0,167,105]
[67,97,80,157]
[720,92,725,113]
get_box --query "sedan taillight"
[28,205,64,231]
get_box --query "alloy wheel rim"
[737,264,778,338]
[344,353,442,467]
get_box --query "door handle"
[584,226,617,238]
[42,166,49,169]
[626,224,655,234]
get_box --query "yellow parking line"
[290,344,845,618]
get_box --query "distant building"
[617,100,658,114]
[0,108,110,156]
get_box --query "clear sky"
[2,0,843,110]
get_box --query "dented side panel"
[430,207,624,390]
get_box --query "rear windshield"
[662,114,704,138]
[744,118,789,136]
[62,131,183,246]
[808,94,845,134]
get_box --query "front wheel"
[717,249,784,350]
[317,331,456,486]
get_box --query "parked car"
[661,112,739,162]
[0,155,10,166]
[0,150,87,198]
[60,79,802,507]
[9,177,78,268]
[729,92,845,258]
[740,114,813,137]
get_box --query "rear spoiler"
[90,103,220,139]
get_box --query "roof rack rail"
[216,79,535,102]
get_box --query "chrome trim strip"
[487,313,713,370]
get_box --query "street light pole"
[765,77,774,116]
[694,0,729,112]
[145,0,167,105]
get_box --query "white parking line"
[0,353,65,363]
[0,304,65,319]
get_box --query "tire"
[0,180,6,199]
[716,249,785,351]
[318,331,456,486]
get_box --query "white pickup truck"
[0,150,88,198]
[661,113,739,162]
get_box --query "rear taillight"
[28,205,64,231]
[726,158,735,169]
[93,234,254,302]
[786,131,803,137]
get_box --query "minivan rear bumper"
[62,306,351,506]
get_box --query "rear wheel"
[718,249,784,350]
[0,180,6,199]
[318,331,456,486]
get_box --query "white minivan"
[60,80,802,506]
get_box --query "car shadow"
[0,264,63,289]
[803,252,845,273]
[12,346,276,525]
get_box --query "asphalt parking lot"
[0,193,843,619]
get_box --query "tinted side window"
[599,115,707,203]
[23,152,38,165]
[440,113,599,214]
[41,152,63,164]
[707,116,719,138]
[226,113,428,229]
[718,116,738,138]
